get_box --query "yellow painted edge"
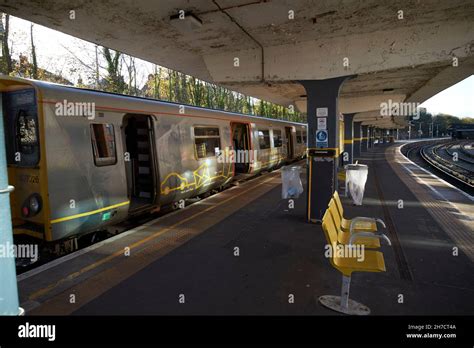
[36,86,53,241]
[14,228,44,239]
[344,140,354,144]
[50,201,130,224]
[259,155,285,167]
[307,147,339,151]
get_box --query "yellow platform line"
[29,173,280,302]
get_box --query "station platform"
[18,142,474,315]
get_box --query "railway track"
[402,139,474,194]
[443,141,474,166]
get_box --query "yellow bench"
[333,190,386,234]
[327,198,381,249]
[318,208,391,315]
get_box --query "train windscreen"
[2,89,40,167]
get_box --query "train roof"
[448,124,474,130]
[0,75,307,127]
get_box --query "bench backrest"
[333,190,344,218]
[327,199,343,230]
[321,209,339,247]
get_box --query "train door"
[231,122,251,173]
[123,114,157,212]
[285,127,294,159]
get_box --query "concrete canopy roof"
[1,0,473,128]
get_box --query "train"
[0,76,307,254]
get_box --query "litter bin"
[281,165,303,199]
[345,163,368,205]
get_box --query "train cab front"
[0,76,49,245]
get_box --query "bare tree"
[122,54,137,95]
[153,65,161,99]
[94,45,99,88]
[30,23,38,79]
[0,13,12,74]
[103,47,125,93]
[61,43,105,87]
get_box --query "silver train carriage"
[0,76,307,249]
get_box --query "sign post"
[299,76,353,222]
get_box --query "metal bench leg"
[341,275,351,311]
[318,275,371,315]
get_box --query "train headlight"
[22,193,42,218]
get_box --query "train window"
[91,123,117,166]
[17,111,38,154]
[302,132,307,143]
[194,126,221,159]
[258,130,271,149]
[273,129,283,147]
[15,110,39,167]
[296,130,303,144]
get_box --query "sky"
[419,75,474,118]
[5,16,474,118]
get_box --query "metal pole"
[340,275,351,311]
[0,95,21,315]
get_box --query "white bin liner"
[281,165,304,199]
[345,163,368,206]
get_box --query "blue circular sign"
[316,130,328,141]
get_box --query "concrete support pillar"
[353,121,362,159]
[0,97,21,315]
[368,127,374,148]
[361,125,369,152]
[343,113,355,165]
[299,76,352,223]
[367,127,372,148]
